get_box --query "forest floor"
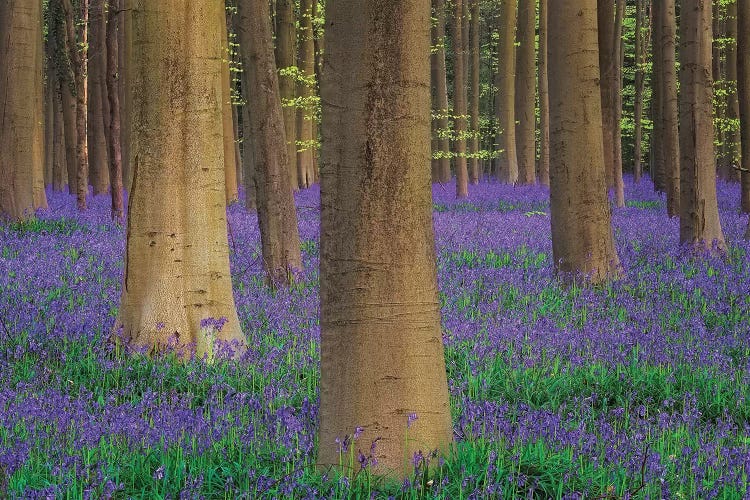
[0,177,749,499]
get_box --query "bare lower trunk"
[237,0,302,284]
[678,0,726,250]
[117,0,246,357]
[598,0,615,189]
[296,0,316,189]
[515,0,535,185]
[549,0,620,284]
[633,0,647,183]
[319,0,453,477]
[52,77,68,192]
[659,0,680,218]
[611,0,625,207]
[221,11,238,204]
[724,1,741,183]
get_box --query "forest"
[0,0,749,498]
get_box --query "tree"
[431,0,451,184]
[221,10,239,204]
[633,0,648,183]
[0,0,47,220]
[678,0,726,250]
[88,0,111,196]
[598,0,615,190]
[515,0,535,185]
[468,0,480,184]
[116,0,246,355]
[654,0,680,217]
[549,0,620,284]
[537,0,550,187]
[296,0,317,188]
[453,0,469,198]
[236,0,303,284]
[105,0,124,221]
[738,0,750,215]
[494,0,518,184]
[275,0,299,191]
[61,0,89,210]
[318,0,453,476]
[610,0,625,207]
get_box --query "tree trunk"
[468,0,480,184]
[738,0,750,214]
[318,0,453,477]
[296,0,316,189]
[724,1,741,182]
[515,0,535,185]
[651,1,665,192]
[537,0,550,187]
[120,0,133,193]
[678,0,726,250]
[598,0,615,189]
[221,10,239,204]
[62,0,89,210]
[0,0,45,220]
[117,0,246,356]
[88,0,111,196]
[237,0,303,285]
[453,0,469,198]
[494,0,518,183]
[611,0,625,207]
[52,77,68,192]
[275,0,298,191]
[44,69,55,187]
[633,0,646,183]
[549,0,620,284]
[105,0,124,221]
[431,0,451,184]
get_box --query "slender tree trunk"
[120,0,132,192]
[117,0,246,356]
[725,1,741,182]
[453,0,469,197]
[319,0,453,477]
[62,0,89,210]
[105,0,124,221]
[468,0,480,184]
[432,0,451,183]
[237,0,303,284]
[0,0,46,220]
[494,0,518,183]
[658,0,681,218]
[549,0,620,284]
[651,1,665,192]
[633,0,646,183]
[275,0,298,191]
[221,10,239,204]
[52,77,68,192]
[88,0,111,196]
[678,0,726,250]
[738,0,750,215]
[44,70,55,187]
[515,0,535,185]
[296,0,316,188]
[598,0,615,189]
[537,0,550,187]
[611,0,625,206]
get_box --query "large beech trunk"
[117,0,246,356]
[0,0,46,220]
[318,0,453,477]
[236,0,303,284]
[453,0,468,198]
[740,0,750,216]
[548,0,620,284]
[275,0,298,190]
[494,0,518,184]
[678,0,726,250]
[221,11,238,204]
[515,0,535,185]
